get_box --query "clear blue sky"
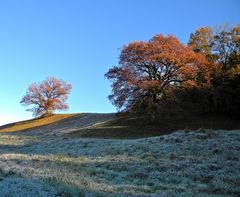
[0,0,239,125]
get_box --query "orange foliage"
[106,34,215,111]
[20,77,72,117]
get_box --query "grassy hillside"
[1,112,239,139]
[67,112,240,139]
[0,112,239,196]
[0,114,78,133]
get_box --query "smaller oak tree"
[20,77,72,117]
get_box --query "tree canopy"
[188,24,240,113]
[20,77,72,117]
[105,34,213,112]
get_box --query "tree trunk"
[43,108,52,117]
[150,93,158,123]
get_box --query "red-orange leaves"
[20,77,72,117]
[106,34,212,111]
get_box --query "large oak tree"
[20,77,72,117]
[106,34,212,112]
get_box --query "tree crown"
[106,34,213,111]
[20,77,72,117]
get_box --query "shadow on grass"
[66,112,240,139]
[1,112,239,139]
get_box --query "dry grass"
[0,114,78,133]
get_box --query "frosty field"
[0,114,240,196]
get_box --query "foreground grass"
[0,128,239,196]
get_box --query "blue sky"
[0,0,239,125]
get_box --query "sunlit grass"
[0,114,78,132]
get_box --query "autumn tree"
[105,34,211,113]
[213,25,240,69]
[188,24,240,71]
[188,24,240,114]
[20,77,72,117]
[188,27,215,63]
[189,27,214,54]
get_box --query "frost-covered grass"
[0,127,240,196]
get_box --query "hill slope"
[1,112,239,139]
[0,113,115,135]
[0,114,78,132]
[0,113,240,196]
